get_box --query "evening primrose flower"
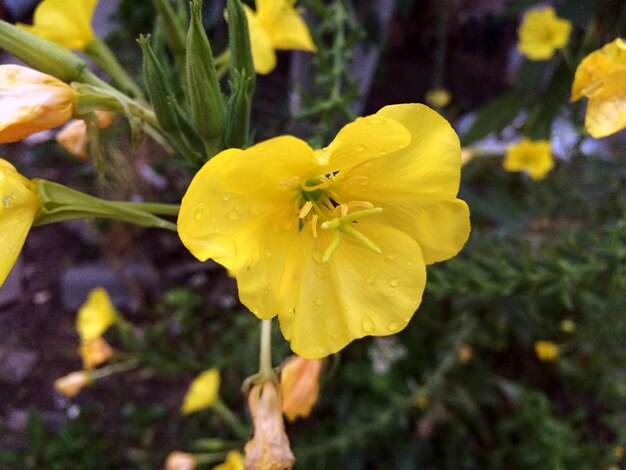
[181,368,220,415]
[76,287,117,343]
[178,104,470,359]
[80,336,114,369]
[571,38,626,138]
[56,111,113,160]
[517,7,571,60]
[534,340,559,361]
[244,0,316,74]
[213,451,244,470]
[0,65,75,143]
[0,159,42,287]
[17,0,97,50]
[281,355,322,421]
[503,138,554,180]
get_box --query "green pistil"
[320,207,383,261]
[321,207,383,230]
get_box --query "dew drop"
[193,203,204,220]
[314,297,325,307]
[249,206,260,216]
[331,333,340,341]
[365,276,374,285]
[264,250,271,259]
[222,194,231,202]
[386,253,397,262]
[361,315,375,333]
[388,322,399,332]
[264,289,270,296]
[389,278,400,287]
[355,145,365,152]
[2,196,10,209]
[228,210,240,221]
[367,116,384,125]
[403,317,411,323]
[407,260,414,266]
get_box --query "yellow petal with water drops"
[178,138,316,319]
[0,159,41,287]
[76,287,117,342]
[18,0,96,50]
[278,223,426,359]
[320,114,412,171]
[270,7,316,52]
[244,5,277,75]
[181,368,220,415]
[584,71,626,138]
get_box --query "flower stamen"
[299,201,313,219]
[321,207,383,230]
[322,229,341,262]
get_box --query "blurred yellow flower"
[517,7,571,60]
[244,0,316,74]
[425,88,452,108]
[244,381,295,470]
[178,104,470,359]
[0,159,42,287]
[534,340,559,362]
[80,336,114,369]
[181,368,221,415]
[54,370,92,397]
[213,450,244,470]
[615,446,625,458]
[76,287,117,343]
[281,355,322,422]
[17,0,97,50]
[56,111,114,160]
[503,139,554,180]
[571,38,626,138]
[165,451,197,470]
[0,64,75,143]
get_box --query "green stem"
[258,319,275,381]
[85,37,145,99]
[213,399,249,440]
[90,358,139,380]
[114,202,180,216]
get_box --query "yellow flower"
[76,287,117,343]
[178,104,470,358]
[181,368,221,415]
[503,139,554,180]
[213,451,244,470]
[534,340,559,362]
[80,336,114,369]
[244,381,295,470]
[56,111,114,160]
[244,0,316,74]
[0,64,75,143]
[280,355,322,422]
[165,451,198,470]
[17,0,97,50]
[517,7,572,60]
[425,88,452,108]
[571,38,626,138]
[0,159,42,287]
[53,370,92,397]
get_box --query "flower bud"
[76,287,117,343]
[0,65,76,143]
[181,368,221,415]
[280,356,322,422]
[80,336,115,369]
[54,370,92,397]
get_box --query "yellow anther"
[299,201,313,219]
[348,200,374,210]
[311,214,319,238]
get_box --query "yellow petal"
[244,5,277,75]
[17,0,96,50]
[571,44,615,101]
[0,159,41,286]
[584,71,626,137]
[80,336,114,369]
[269,8,316,52]
[213,451,244,470]
[503,139,554,180]
[181,368,220,415]
[178,137,317,320]
[76,287,117,342]
[278,223,426,359]
[334,104,470,264]
[281,355,322,421]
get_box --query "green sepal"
[153,0,187,57]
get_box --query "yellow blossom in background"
[56,111,114,160]
[244,0,316,74]
[0,159,42,287]
[178,104,470,359]
[414,394,428,409]
[503,138,554,180]
[517,7,571,60]
[213,450,244,470]
[534,340,559,362]
[560,319,576,333]
[165,451,197,470]
[53,370,92,397]
[181,368,220,415]
[457,344,473,364]
[281,355,322,422]
[17,0,97,50]
[615,446,625,458]
[0,65,75,143]
[80,336,114,369]
[425,88,452,108]
[244,381,295,470]
[571,38,626,138]
[76,287,117,343]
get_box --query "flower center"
[298,174,383,262]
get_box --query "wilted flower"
[534,340,559,362]
[213,450,244,470]
[178,104,470,359]
[244,0,316,74]
[517,7,571,60]
[165,451,198,470]
[56,111,113,159]
[76,287,117,343]
[54,370,91,397]
[80,335,114,369]
[244,381,295,470]
[0,64,75,143]
[17,0,96,50]
[503,139,554,180]
[0,159,42,287]
[571,38,626,138]
[280,355,322,422]
[181,368,221,415]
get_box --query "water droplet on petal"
[193,203,205,220]
[355,145,365,152]
[361,315,374,333]
[228,210,240,221]
[264,250,271,259]
[2,196,10,209]
[365,276,374,285]
[249,206,260,216]
[389,278,400,287]
[403,317,411,323]
[386,253,397,262]
[222,194,231,202]
[388,322,399,332]
[314,297,324,307]
[367,116,384,125]
[331,333,340,341]
[407,260,414,266]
